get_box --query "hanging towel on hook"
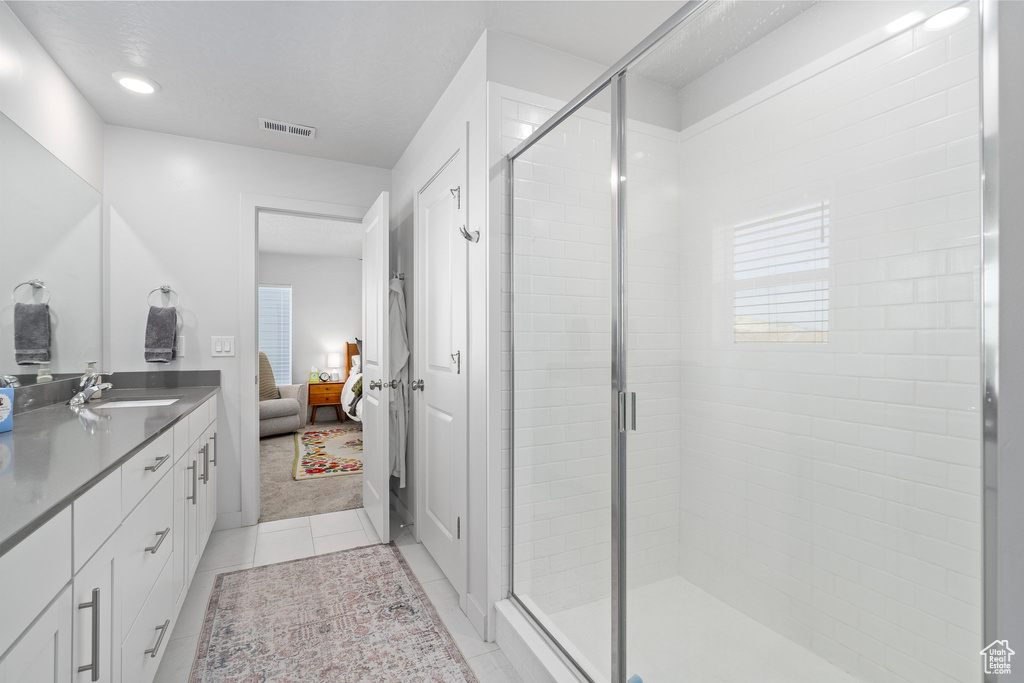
[14,302,51,365]
[388,277,410,487]
[145,306,178,362]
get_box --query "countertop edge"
[0,385,219,558]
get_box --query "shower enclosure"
[508,1,986,681]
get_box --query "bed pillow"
[351,354,362,374]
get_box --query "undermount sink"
[95,398,180,408]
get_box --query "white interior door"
[362,192,390,543]
[415,148,468,593]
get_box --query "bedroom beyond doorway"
[256,209,365,523]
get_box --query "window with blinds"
[258,285,292,382]
[733,201,830,343]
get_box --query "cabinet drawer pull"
[144,454,170,472]
[187,461,196,504]
[201,444,209,484]
[144,619,171,658]
[210,433,217,466]
[77,587,100,681]
[145,527,170,554]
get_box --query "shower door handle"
[618,392,627,432]
[631,392,636,431]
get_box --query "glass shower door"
[510,86,615,682]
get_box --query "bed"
[340,341,362,422]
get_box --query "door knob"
[369,380,382,390]
[411,379,424,391]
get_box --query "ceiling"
[8,1,682,169]
[258,210,362,258]
[628,0,816,90]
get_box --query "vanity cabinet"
[0,391,219,683]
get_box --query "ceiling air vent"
[258,118,316,139]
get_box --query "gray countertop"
[0,385,218,557]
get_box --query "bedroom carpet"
[189,543,477,683]
[259,418,362,523]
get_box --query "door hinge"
[457,516,461,540]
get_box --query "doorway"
[256,209,365,523]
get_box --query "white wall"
[258,251,361,387]
[0,1,104,191]
[104,125,390,526]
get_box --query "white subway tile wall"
[673,15,980,683]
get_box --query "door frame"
[238,193,367,528]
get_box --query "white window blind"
[733,201,830,343]
[258,285,292,383]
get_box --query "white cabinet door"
[0,586,72,683]
[172,451,187,610]
[204,423,218,538]
[184,446,201,582]
[361,191,391,543]
[73,537,116,683]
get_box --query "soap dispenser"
[36,361,53,383]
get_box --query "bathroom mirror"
[0,113,102,383]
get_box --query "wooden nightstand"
[308,381,345,424]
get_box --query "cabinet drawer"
[74,468,121,573]
[308,382,342,396]
[119,473,173,628]
[122,430,173,515]
[0,508,71,656]
[121,557,173,683]
[188,399,211,446]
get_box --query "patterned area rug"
[190,543,478,683]
[293,424,362,480]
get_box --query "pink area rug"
[189,543,477,682]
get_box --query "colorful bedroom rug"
[292,424,362,481]
[189,543,478,683]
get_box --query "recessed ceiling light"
[924,6,970,31]
[112,71,160,94]
[886,11,924,34]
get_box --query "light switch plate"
[211,336,235,357]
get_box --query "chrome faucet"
[69,367,113,406]
[69,382,113,406]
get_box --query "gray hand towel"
[145,306,178,363]
[14,302,51,365]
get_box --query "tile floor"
[154,509,522,682]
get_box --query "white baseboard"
[213,511,242,531]
[467,593,488,641]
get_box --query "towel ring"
[12,280,51,305]
[147,285,180,308]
